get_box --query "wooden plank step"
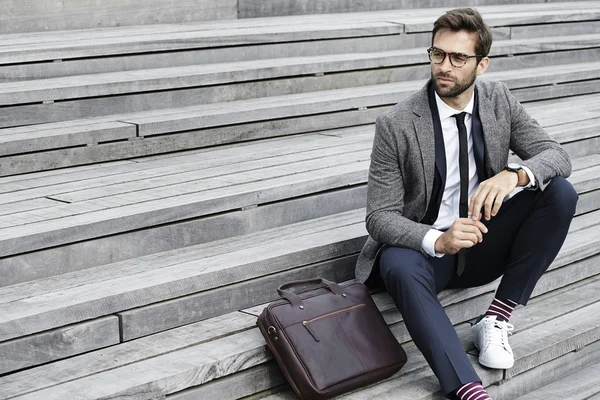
[238,0,593,18]
[512,361,600,399]
[110,61,600,138]
[1,3,595,64]
[2,34,599,107]
[4,50,600,129]
[2,63,598,171]
[5,259,599,399]
[0,0,238,35]
[0,128,373,205]
[0,154,369,255]
[0,209,366,341]
[0,115,598,263]
[0,205,597,371]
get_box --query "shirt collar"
[434,90,475,121]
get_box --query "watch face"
[507,163,521,171]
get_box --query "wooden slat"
[0,158,368,256]
[2,34,599,106]
[0,128,372,204]
[0,311,259,399]
[0,0,238,34]
[512,360,600,399]
[0,125,369,194]
[0,150,369,228]
[0,316,119,375]
[0,212,366,341]
[0,121,136,155]
[0,187,366,287]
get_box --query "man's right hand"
[434,218,488,254]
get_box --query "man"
[355,8,578,400]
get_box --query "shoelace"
[489,320,514,347]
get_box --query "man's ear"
[477,57,490,75]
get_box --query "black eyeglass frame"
[427,46,482,68]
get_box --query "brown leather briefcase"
[257,277,407,399]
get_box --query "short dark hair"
[432,8,492,62]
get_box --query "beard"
[432,67,477,98]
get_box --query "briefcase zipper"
[302,303,366,342]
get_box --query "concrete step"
[2,255,599,399]
[1,2,597,78]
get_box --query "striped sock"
[456,382,492,400]
[485,298,518,322]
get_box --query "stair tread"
[1,2,598,63]
[2,34,599,107]
[513,360,600,399]
[4,267,600,400]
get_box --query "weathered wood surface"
[0,121,136,155]
[0,311,258,399]
[570,209,600,232]
[506,300,600,378]
[0,316,119,375]
[0,186,366,287]
[167,363,287,400]
[511,357,600,399]
[0,213,367,341]
[0,158,369,256]
[0,23,404,65]
[118,254,359,340]
[3,34,599,106]
[0,125,370,197]
[0,0,238,34]
[0,210,364,302]
[510,20,600,39]
[1,2,593,63]
[4,268,600,399]
[238,0,595,18]
[0,174,598,341]
[491,340,600,400]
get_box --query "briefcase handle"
[277,277,345,308]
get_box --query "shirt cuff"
[506,166,537,200]
[422,229,445,258]
[521,166,536,189]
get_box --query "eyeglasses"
[427,46,481,68]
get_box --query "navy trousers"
[378,177,578,397]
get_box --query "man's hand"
[469,170,519,221]
[434,218,488,254]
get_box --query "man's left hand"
[469,170,519,221]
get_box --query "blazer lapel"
[412,85,437,211]
[476,83,506,177]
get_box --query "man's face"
[430,29,486,98]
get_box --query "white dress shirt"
[421,92,535,257]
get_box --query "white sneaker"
[472,315,515,369]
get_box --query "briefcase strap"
[277,277,345,308]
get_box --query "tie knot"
[453,112,467,125]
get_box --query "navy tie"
[453,112,469,276]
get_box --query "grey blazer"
[355,79,572,283]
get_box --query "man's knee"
[543,176,578,220]
[379,247,432,287]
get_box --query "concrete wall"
[0,0,238,34]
